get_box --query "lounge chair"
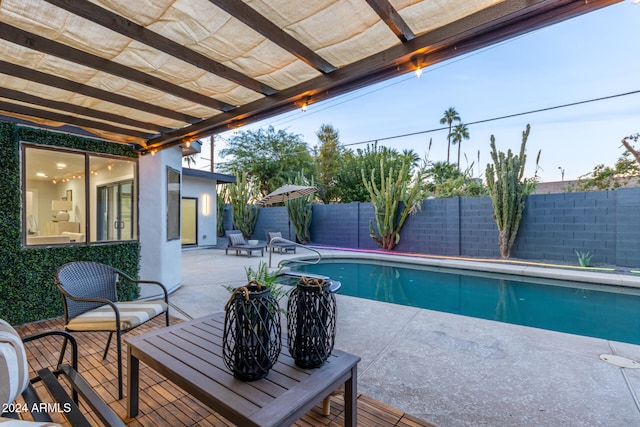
[0,318,125,426]
[54,261,169,400]
[266,231,297,254]
[225,230,266,257]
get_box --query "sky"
[194,1,640,183]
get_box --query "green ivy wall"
[0,121,141,325]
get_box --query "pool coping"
[285,248,640,289]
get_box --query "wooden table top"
[126,312,360,427]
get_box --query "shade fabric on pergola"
[0,0,620,153]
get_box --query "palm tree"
[450,123,470,171]
[439,107,461,164]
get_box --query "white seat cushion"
[65,301,168,331]
[0,320,29,406]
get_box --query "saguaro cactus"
[362,159,423,250]
[228,171,258,238]
[485,124,531,258]
[286,171,314,244]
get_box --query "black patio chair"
[54,261,169,400]
[0,318,125,426]
[266,230,297,254]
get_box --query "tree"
[216,184,229,237]
[218,126,314,196]
[313,124,344,203]
[621,133,640,165]
[577,150,640,191]
[485,124,536,258]
[334,143,418,202]
[450,123,470,171]
[286,170,315,244]
[424,161,487,198]
[425,161,460,187]
[182,154,197,168]
[439,107,461,164]
[362,159,424,250]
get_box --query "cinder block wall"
[222,188,640,267]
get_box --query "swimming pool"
[287,258,640,345]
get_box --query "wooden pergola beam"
[0,22,235,112]
[0,60,199,124]
[365,0,416,42]
[42,0,277,96]
[208,0,337,73]
[0,87,168,134]
[146,0,620,151]
[0,99,153,140]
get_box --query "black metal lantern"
[287,277,337,369]
[223,281,281,381]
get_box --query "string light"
[300,96,311,112]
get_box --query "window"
[166,167,181,241]
[22,145,137,246]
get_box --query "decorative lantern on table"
[223,280,281,381]
[287,277,337,368]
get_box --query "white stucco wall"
[138,147,182,296]
[182,174,217,248]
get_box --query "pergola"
[0,0,620,154]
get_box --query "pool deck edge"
[292,248,640,288]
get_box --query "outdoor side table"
[126,312,360,427]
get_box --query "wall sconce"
[202,194,210,216]
[52,200,72,222]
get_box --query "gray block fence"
[220,188,640,267]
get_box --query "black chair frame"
[55,262,170,400]
[1,329,125,426]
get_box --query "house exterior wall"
[182,174,217,248]
[139,147,182,296]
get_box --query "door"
[181,198,197,246]
[97,180,134,241]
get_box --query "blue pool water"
[288,259,640,345]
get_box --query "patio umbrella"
[259,184,317,240]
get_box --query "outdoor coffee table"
[126,312,360,427]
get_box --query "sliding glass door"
[97,180,133,241]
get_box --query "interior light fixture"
[56,163,66,169]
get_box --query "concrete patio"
[173,247,640,427]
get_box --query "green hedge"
[0,122,141,325]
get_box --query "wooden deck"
[15,316,436,427]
